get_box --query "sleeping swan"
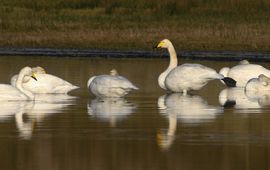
[87,69,139,98]
[0,66,37,101]
[219,60,270,87]
[11,66,79,94]
[154,39,235,94]
[245,74,270,92]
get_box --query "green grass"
[1,0,270,51]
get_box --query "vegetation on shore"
[1,0,270,51]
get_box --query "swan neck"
[168,45,178,69]
[16,74,34,100]
[158,43,178,90]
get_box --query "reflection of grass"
[1,0,270,51]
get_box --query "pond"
[0,56,270,170]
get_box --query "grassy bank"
[1,0,270,51]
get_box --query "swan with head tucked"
[87,69,139,98]
[11,66,79,94]
[245,74,270,92]
[0,66,37,101]
[219,60,270,87]
[154,39,235,94]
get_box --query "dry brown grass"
[1,23,270,51]
[1,0,270,51]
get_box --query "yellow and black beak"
[31,73,37,81]
[153,41,164,49]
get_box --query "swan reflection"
[158,93,223,150]
[87,97,136,127]
[0,94,77,139]
[219,87,270,113]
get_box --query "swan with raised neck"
[154,39,235,94]
[154,39,178,90]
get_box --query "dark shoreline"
[0,48,270,62]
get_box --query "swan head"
[32,66,46,74]
[10,67,38,86]
[239,60,250,65]
[16,66,37,83]
[154,39,173,49]
[219,67,230,77]
[258,74,270,83]
[18,67,37,81]
[110,69,118,76]
[246,74,270,92]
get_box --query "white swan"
[87,69,139,98]
[0,66,37,101]
[245,74,270,92]
[219,60,270,87]
[11,66,79,94]
[154,39,235,94]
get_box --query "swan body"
[11,66,79,94]
[154,39,233,94]
[87,69,139,98]
[0,67,36,101]
[0,84,31,100]
[245,74,270,92]
[219,60,270,87]
[165,63,223,92]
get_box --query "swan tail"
[72,85,80,90]
[221,77,236,87]
[124,84,139,91]
[132,85,139,90]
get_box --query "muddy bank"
[0,48,270,62]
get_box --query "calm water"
[0,56,270,170]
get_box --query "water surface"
[0,56,270,170]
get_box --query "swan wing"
[172,63,221,80]
[165,63,221,91]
